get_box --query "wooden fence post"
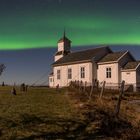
[115,80,125,118]
[79,80,83,92]
[96,80,99,91]
[84,81,87,93]
[89,79,95,100]
[99,81,106,99]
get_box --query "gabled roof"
[98,51,127,63]
[53,46,111,66]
[123,61,140,70]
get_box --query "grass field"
[0,86,140,140]
[0,87,81,140]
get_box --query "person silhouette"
[11,87,16,95]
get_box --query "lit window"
[106,67,111,78]
[57,70,61,80]
[68,68,72,79]
[81,67,85,78]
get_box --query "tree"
[0,64,6,76]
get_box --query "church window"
[57,70,61,80]
[81,67,85,78]
[106,67,111,78]
[68,68,72,79]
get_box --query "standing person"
[2,81,5,86]
[11,87,16,95]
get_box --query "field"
[0,86,140,140]
[0,87,80,139]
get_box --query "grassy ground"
[0,87,81,140]
[68,87,140,140]
[0,86,140,140]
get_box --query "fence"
[68,80,140,92]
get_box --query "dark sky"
[0,0,140,85]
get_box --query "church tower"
[54,31,71,62]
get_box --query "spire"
[63,28,66,38]
[58,29,71,43]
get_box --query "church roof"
[53,46,111,66]
[98,51,127,63]
[123,61,140,70]
[58,31,71,43]
[55,50,70,56]
[58,36,71,43]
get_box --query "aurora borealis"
[1,0,140,49]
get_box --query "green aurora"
[0,0,140,49]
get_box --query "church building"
[49,33,140,91]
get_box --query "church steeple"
[54,31,71,62]
[57,30,71,44]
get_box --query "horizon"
[0,45,140,85]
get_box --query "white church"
[49,33,140,91]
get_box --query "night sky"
[1,0,140,49]
[0,0,140,85]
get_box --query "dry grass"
[68,87,140,140]
[0,86,82,139]
[0,86,140,139]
